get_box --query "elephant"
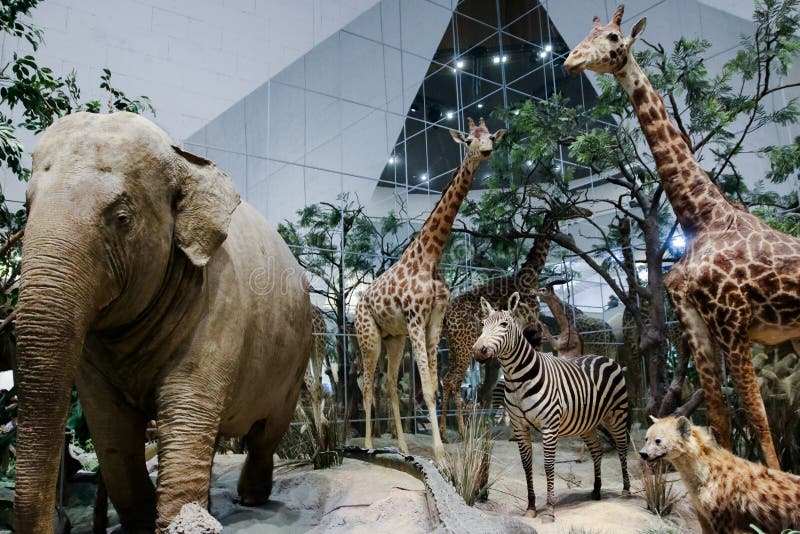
[13,111,312,533]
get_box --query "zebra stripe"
[474,298,630,522]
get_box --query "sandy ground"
[57,429,701,533]
[361,430,702,534]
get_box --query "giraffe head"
[473,292,523,361]
[449,117,506,163]
[563,5,646,75]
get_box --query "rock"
[166,502,221,534]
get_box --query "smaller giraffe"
[356,118,505,461]
[533,284,584,358]
[641,416,800,534]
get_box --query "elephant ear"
[171,145,241,267]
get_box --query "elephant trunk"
[14,233,96,533]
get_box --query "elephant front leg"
[76,362,156,532]
[155,375,226,532]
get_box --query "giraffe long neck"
[413,154,479,262]
[517,217,557,288]
[615,57,728,233]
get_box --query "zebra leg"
[541,429,558,522]
[604,412,630,496]
[513,425,537,517]
[581,431,603,500]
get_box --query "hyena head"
[639,415,694,462]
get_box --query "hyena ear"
[676,416,692,439]
[508,292,520,313]
[649,415,659,424]
[480,296,494,317]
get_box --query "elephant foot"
[239,492,271,507]
[238,452,274,506]
[524,508,537,518]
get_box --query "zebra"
[473,292,630,522]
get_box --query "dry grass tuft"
[438,408,494,506]
[639,458,681,517]
[275,401,346,470]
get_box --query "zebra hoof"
[621,489,631,498]
[591,490,601,500]
[524,509,537,518]
[541,513,555,523]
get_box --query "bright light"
[388,156,396,164]
[544,44,552,52]
[445,111,454,119]
[451,68,457,73]
[477,103,484,109]
[455,59,465,69]
[420,174,428,181]
[671,234,686,250]
[513,109,520,115]
[501,55,508,63]
[538,51,547,58]
[526,160,533,166]
[493,56,501,64]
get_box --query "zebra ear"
[480,296,494,317]
[508,292,520,313]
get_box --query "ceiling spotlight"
[501,55,508,63]
[420,174,428,181]
[445,111,454,119]
[451,68,457,73]
[492,56,501,64]
[388,156,396,164]
[477,103,484,109]
[410,106,417,112]
[544,44,553,52]
[538,51,547,58]
[456,59,465,69]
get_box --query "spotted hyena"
[640,416,800,534]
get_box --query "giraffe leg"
[722,338,780,469]
[541,429,558,522]
[513,423,537,517]
[672,298,731,448]
[355,305,381,450]
[426,300,446,397]
[408,316,444,461]
[440,356,470,439]
[384,335,408,454]
[581,431,603,500]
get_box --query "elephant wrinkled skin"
[13,112,312,533]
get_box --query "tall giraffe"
[534,283,584,358]
[355,118,505,460]
[441,205,587,437]
[565,5,800,469]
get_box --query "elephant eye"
[116,211,131,226]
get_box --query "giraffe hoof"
[524,509,537,518]
[541,513,555,523]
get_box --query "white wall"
[0,0,381,204]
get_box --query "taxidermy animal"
[565,4,800,470]
[13,112,312,533]
[641,416,800,533]
[473,293,629,522]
